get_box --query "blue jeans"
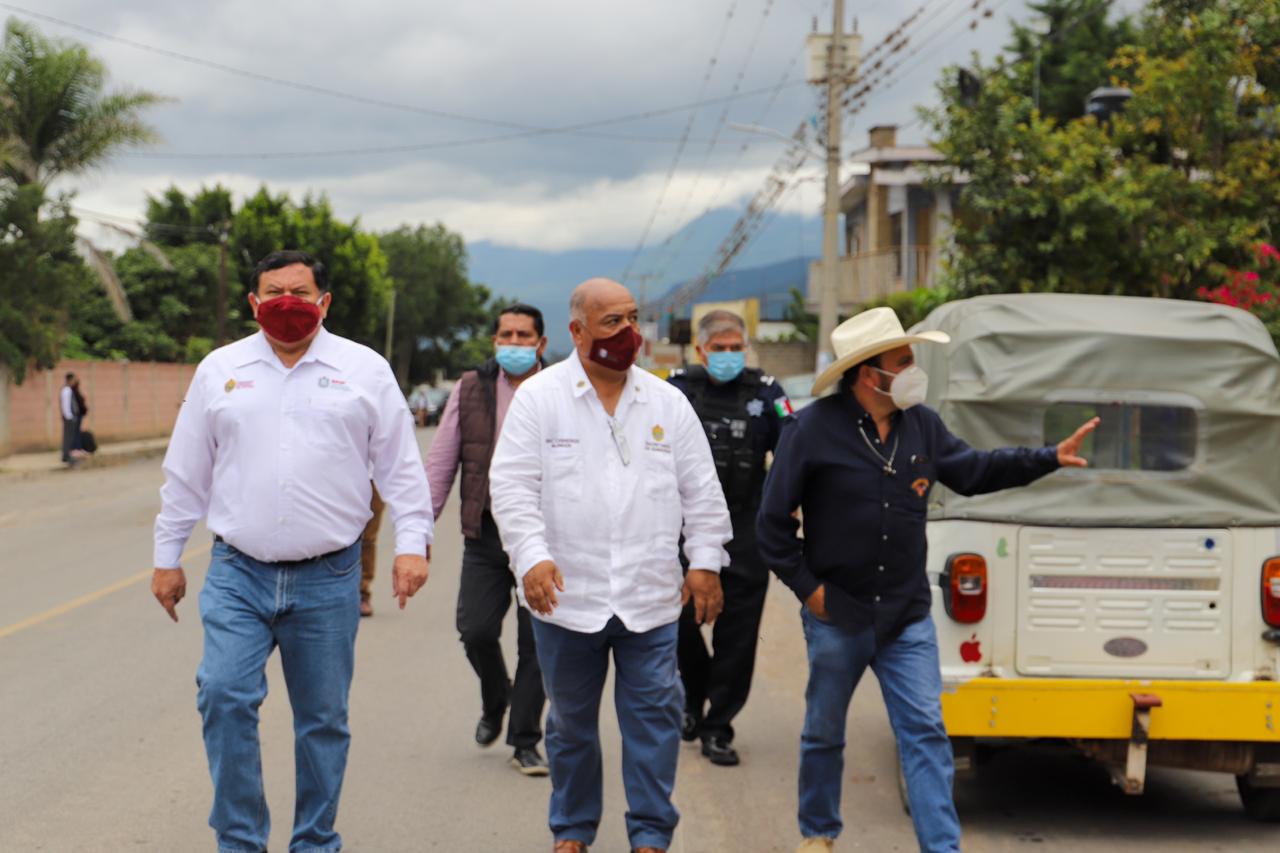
[798,610,960,852]
[196,539,361,853]
[531,616,683,850]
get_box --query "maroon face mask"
[255,294,323,344]
[587,324,643,372]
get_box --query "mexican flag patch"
[774,397,794,417]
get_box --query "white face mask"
[873,364,929,410]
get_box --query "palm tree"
[0,18,162,188]
[0,18,164,321]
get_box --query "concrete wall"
[755,340,816,381]
[3,360,195,455]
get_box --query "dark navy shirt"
[756,392,1060,644]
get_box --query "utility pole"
[816,0,846,374]
[216,223,229,347]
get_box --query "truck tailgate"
[1016,527,1231,679]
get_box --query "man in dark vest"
[668,308,792,767]
[426,303,550,775]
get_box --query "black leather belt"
[213,534,351,564]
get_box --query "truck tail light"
[1263,558,1280,628]
[942,553,988,624]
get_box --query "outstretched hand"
[1057,417,1101,468]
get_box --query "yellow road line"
[0,542,212,639]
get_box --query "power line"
[0,3,532,131]
[620,0,743,286]
[118,77,809,161]
[649,0,780,265]
[644,121,813,317]
[638,0,947,292]
[650,0,1005,319]
[3,1,803,152]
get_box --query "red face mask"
[255,294,324,344]
[587,324,643,372]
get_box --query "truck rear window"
[1044,402,1197,472]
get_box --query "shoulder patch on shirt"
[224,378,236,393]
[774,397,794,417]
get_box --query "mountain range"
[468,208,820,352]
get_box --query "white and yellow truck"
[912,294,1280,821]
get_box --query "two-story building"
[806,124,965,315]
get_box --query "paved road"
[1,431,1274,851]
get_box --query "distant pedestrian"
[490,278,731,853]
[756,308,1098,853]
[151,250,434,853]
[668,309,791,767]
[358,484,385,616]
[425,303,551,776]
[59,372,86,464]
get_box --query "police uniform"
[668,364,791,750]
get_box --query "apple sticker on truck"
[960,634,982,663]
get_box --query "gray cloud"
[30,0,1138,253]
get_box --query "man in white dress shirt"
[151,250,433,853]
[489,278,732,853]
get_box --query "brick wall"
[3,360,194,455]
[755,340,816,381]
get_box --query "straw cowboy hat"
[810,307,951,396]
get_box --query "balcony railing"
[806,246,935,311]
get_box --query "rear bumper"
[941,677,1280,741]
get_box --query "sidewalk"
[0,437,170,478]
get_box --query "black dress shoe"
[475,714,503,747]
[510,746,550,776]
[701,736,740,766]
[681,711,700,743]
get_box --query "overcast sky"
[27,0,1143,261]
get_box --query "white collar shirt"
[489,353,731,634]
[153,327,433,567]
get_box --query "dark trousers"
[456,511,545,748]
[61,416,81,463]
[678,509,769,741]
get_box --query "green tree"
[0,18,160,380]
[1007,0,1135,123]
[927,0,1279,301]
[0,188,91,381]
[0,18,161,188]
[782,286,817,342]
[234,188,391,347]
[377,223,492,387]
[72,185,397,362]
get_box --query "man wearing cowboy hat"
[756,307,1097,853]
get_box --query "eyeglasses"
[608,418,631,466]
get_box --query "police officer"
[668,308,792,767]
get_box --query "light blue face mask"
[495,345,538,376]
[706,350,745,383]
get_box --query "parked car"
[422,387,451,426]
[911,293,1280,820]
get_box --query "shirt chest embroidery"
[645,423,672,454]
